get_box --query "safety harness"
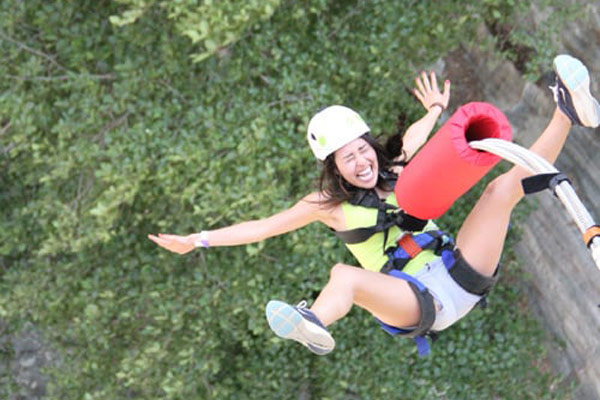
[334,171,428,249]
[335,172,498,356]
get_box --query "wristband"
[429,102,446,112]
[194,231,210,248]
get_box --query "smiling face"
[333,137,379,189]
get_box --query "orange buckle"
[398,234,422,258]
[583,225,600,247]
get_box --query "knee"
[481,172,523,208]
[328,263,358,286]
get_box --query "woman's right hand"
[413,70,450,112]
[148,233,198,255]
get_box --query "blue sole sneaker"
[265,300,335,355]
[553,54,600,128]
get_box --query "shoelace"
[549,83,560,103]
[294,300,329,330]
[549,82,580,125]
[296,300,308,309]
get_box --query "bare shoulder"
[300,192,345,230]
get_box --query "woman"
[149,54,600,356]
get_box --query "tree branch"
[267,94,313,107]
[0,30,66,71]
[93,112,130,147]
[0,31,116,81]
[6,74,116,82]
[0,121,11,136]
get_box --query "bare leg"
[456,108,572,276]
[310,263,421,327]
[309,110,571,326]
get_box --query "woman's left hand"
[413,71,450,112]
[148,233,196,254]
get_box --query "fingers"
[154,233,188,244]
[440,77,450,92]
[415,70,441,97]
[148,234,172,247]
[415,73,426,95]
[148,233,193,253]
[413,88,424,103]
[413,70,451,110]
[429,70,437,92]
[443,79,451,96]
[157,233,180,240]
[422,70,432,92]
[148,234,161,243]
[415,70,437,93]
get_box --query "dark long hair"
[317,116,407,207]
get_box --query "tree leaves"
[109,0,283,63]
[0,0,573,399]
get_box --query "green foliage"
[0,0,573,398]
[109,0,282,62]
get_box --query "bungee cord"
[470,138,600,270]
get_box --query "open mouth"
[357,166,374,182]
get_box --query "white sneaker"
[265,300,335,355]
[551,54,600,128]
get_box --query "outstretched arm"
[401,71,450,161]
[148,192,332,254]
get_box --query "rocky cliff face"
[445,4,600,399]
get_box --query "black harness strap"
[521,172,571,196]
[405,281,436,338]
[381,267,438,356]
[335,208,428,244]
[449,249,499,296]
[334,171,428,247]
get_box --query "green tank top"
[340,192,439,274]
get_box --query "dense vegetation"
[0,0,575,398]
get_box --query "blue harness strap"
[382,230,454,273]
[376,317,433,356]
[378,231,500,357]
[379,269,436,357]
[387,268,425,289]
[413,336,431,357]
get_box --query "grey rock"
[444,5,600,399]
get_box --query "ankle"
[554,107,573,128]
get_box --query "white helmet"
[307,105,370,160]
